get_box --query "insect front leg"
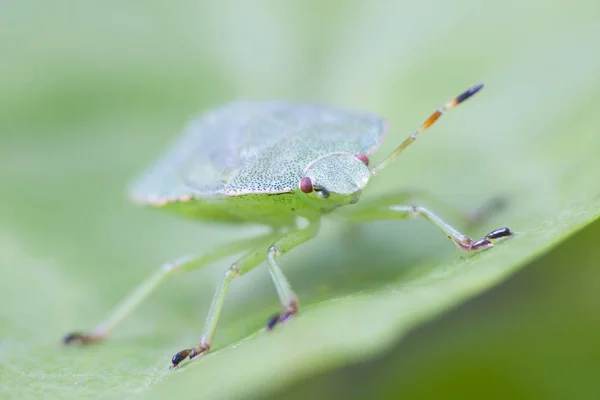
[265,219,321,330]
[344,198,512,252]
[169,245,264,368]
[170,229,292,369]
[171,220,322,368]
[63,233,277,346]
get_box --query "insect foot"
[170,343,210,369]
[266,302,298,331]
[470,227,513,251]
[63,331,103,345]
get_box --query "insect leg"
[63,233,277,346]
[344,203,512,252]
[346,191,507,227]
[265,220,321,330]
[170,236,276,369]
[170,221,321,368]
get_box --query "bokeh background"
[2,1,600,399]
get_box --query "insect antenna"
[370,83,484,176]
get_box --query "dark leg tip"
[170,349,193,369]
[63,332,81,344]
[63,331,100,345]
[169,344,210,369]
[471,238,493,251]
[266,314,280,331]
[486,227,513,240]
[266,309,296,331]
[469,227,513,252]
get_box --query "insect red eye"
[299,177,314,193]
[355,153,369,165]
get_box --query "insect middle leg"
[345,198,512,251]
[63,233,277,346]
[347,191,507,228]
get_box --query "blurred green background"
[1,1,599,399]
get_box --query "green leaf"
[271,218,600,400]
[1,1,599,399]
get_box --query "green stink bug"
[64,83,512,368]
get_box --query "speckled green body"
[130,101,387,223]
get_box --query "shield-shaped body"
[130,101,386,225]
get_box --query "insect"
[63,83,513,368]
